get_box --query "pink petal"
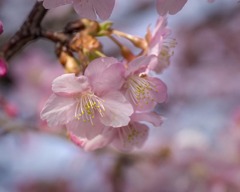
[148,17,170,56]
[147,55,169,73]
[93,0,115,20]
[125,75,167,112]
[156,0,187,16]
[132,76,167,111]
[42,0,73,9]
[146,55,159,71]
[40,94,76,127]
[85,57,118,75]
[101,91,133,128]
[112,122,149,152]
[52,73,90,96]
[146,76,168,103]
[67,118,107,139]
[129,94,156,112]
[131,112,163,127]
[152,16,170,40]
[125,56,153,77]
[73,0,97,20]
[85,57,124,95]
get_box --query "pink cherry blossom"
[41,57,133,136]
[156,0,188,16]
[0,20,3,35]
[111,112,163,151]
[68,111,163,151]
[123,56,167,112]
[40,0,115,20]
[146,17,176,73]
[0,58,7,76]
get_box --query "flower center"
[118,124,147,146]
[74,92,105,125]
[127,75,157,105]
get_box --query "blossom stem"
[108,35,135,61]
[112,29,147,50]
[95,50,106,57]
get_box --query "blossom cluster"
[40,15,174,151]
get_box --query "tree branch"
[1,2,48,60]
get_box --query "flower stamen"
[75,92,105,125]
[159,38,177,67]
[127,75,158,106]
[118,124,146,147]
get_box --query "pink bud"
[0,21,3,35]
[0,58,8,76]
[4,103,18,117]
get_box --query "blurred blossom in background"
[1,0,240,191]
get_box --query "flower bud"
[0,58,7,77]
[70,33,102,53]
[58,50,81,74]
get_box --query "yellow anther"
[74,92,105,125]
[127,75,158,106]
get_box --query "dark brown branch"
[0,1,87,61]
[1,2,48,60]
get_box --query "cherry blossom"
[123,56,167,112]
[41,57,133,134]
[39,0,115,20]
[146,16,176,73]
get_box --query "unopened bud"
[81,19,100,35]
[70,33,102,53]
[112,30,147,50]
[4,103,18,117]
[0,58,7,77]
[58,51,81,74]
